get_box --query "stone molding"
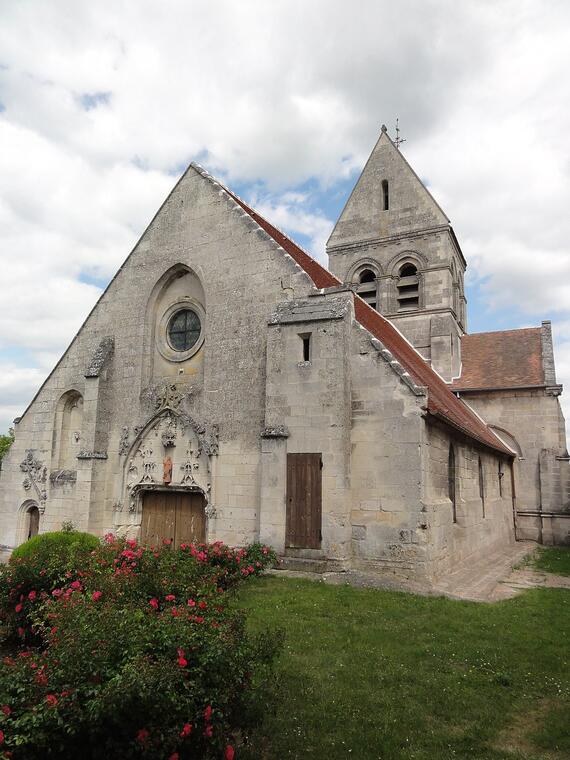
[20,450,47,513]
[77,451,108,460]
[369,337,427,397]
[261,425,290,439]
[85,337,115,378]
[49,469,77,486]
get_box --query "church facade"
[1,128,568,581]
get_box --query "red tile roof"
[451,329,545,391]
[211,173,512,456]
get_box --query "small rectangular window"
[300,333,311,362]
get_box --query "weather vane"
[395,118,406,150]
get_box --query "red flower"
[149,598,159,610]
[91,591,103,602]
[0,730,4,745]
[198,600,207,610]
[179,722,192,738]
[204,704,212,722]
[204,724,213,738]
[14,604,22,614]
[187,599,196,607]
[225,746,235,760]
[1,705,10,716]
[46,694,58,708]
[136,728,150,743]
[177,656,188,668]
[165,594,176,602]
[70,580,82,590]
[28,590,37,601]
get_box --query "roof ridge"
[465,326,541,338]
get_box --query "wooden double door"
[286,453,322,549]
[140,491,206,548]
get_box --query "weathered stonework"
[0,126,566,576]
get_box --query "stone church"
[1,126,568,580]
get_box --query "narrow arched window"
[56,391,84,470]
[355,267,378,310]
[397,263,419,311]
[27,505,39,540]
[448,444,457,523]
[479,456,485,517]
[382,180,389,210]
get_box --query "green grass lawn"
[237,576,570,760]
[531,546,570,577]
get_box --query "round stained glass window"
[167,308,201,352]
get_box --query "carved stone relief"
[118,427,130,456]
[20,451,47,513]
[121,408,217,515]
[49,469,77,486]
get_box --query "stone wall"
[347,320,428,579]
[0,166,316,557]
[421,421,515,580]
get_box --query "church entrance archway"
[140,490,206,548]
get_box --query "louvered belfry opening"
[397,263,420,311]
[357,268,378,310]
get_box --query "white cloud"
[250,193,333,263]
[0,0,569,440]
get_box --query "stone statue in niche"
[163,456,173,485]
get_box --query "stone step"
[278,556,330,574]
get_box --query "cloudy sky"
[1,0,570,435]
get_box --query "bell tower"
[327,126,466,381]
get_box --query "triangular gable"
[327,128,450,251]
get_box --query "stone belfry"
[327,126,466,381]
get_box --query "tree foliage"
[0,427,15,462]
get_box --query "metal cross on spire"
[395,118,406,150]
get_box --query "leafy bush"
[10,529,99,564]
[1,531,100,643]
[0,536,280,758]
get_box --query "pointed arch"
[143,263,207,380]
[53,389,84,469]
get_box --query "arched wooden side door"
[27,507,40,540]
[140,491,206,548]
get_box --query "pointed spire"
[327,125,449,251]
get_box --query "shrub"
[10,529,99,564]
[0,531,100,643]
[0,537,280,758]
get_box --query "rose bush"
[0,536,280,758]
